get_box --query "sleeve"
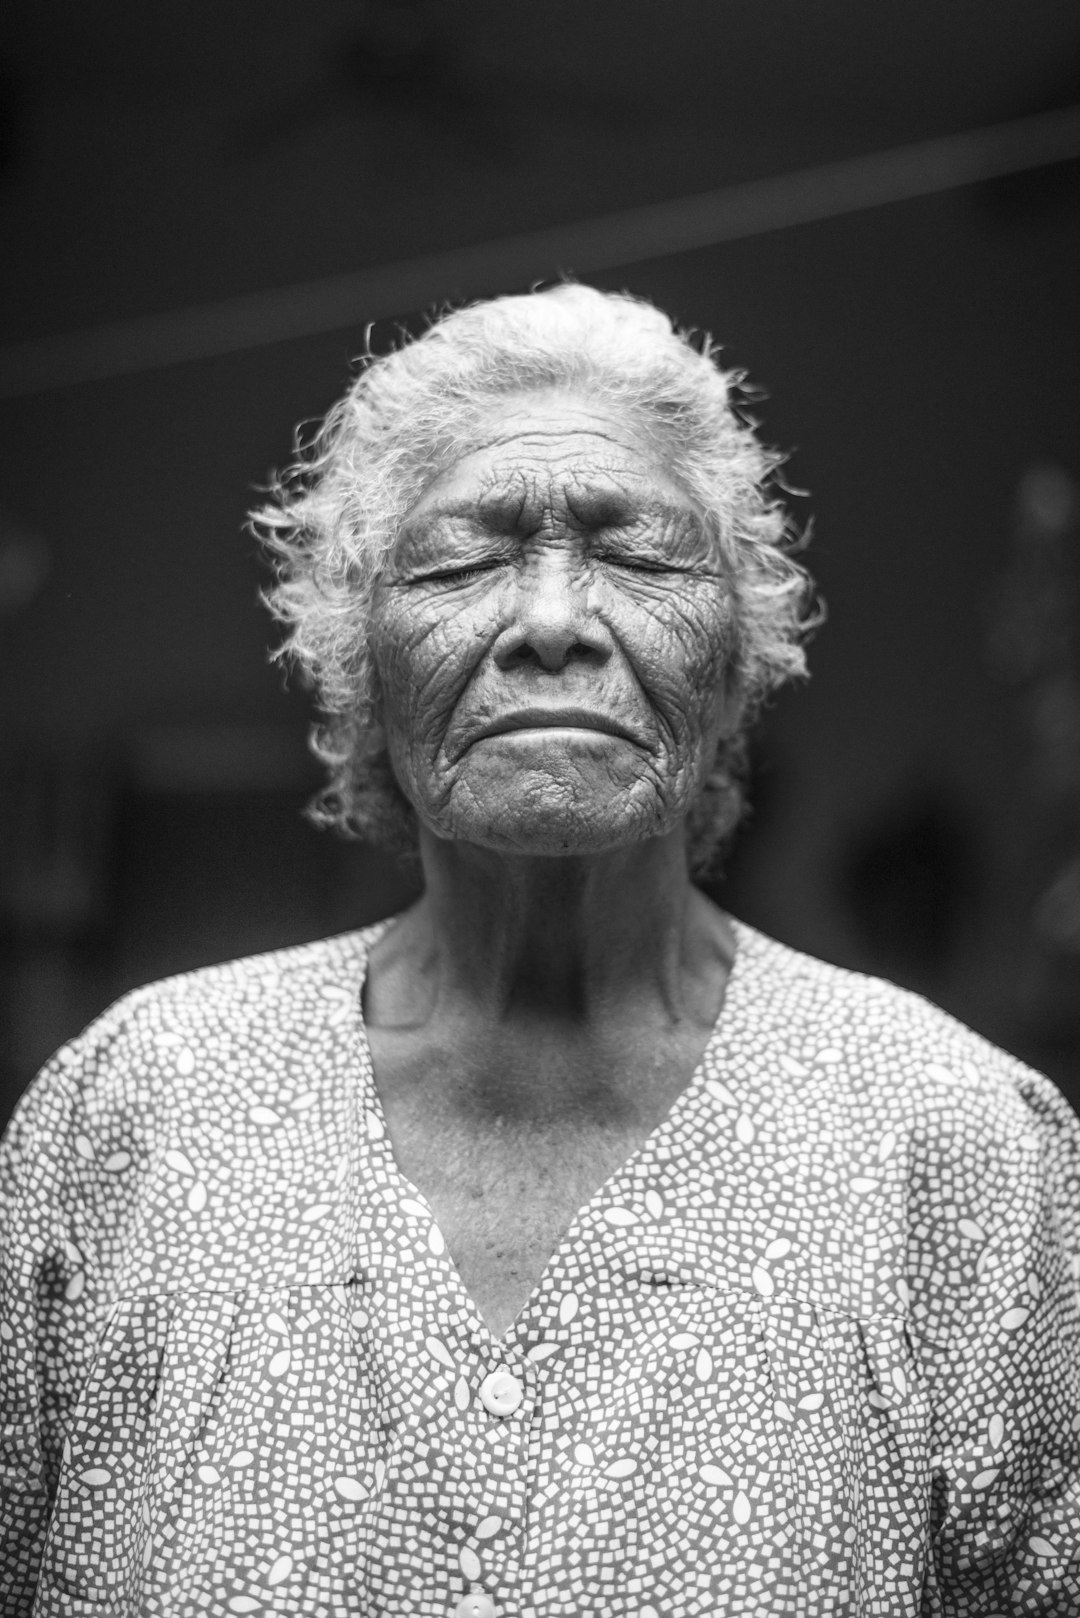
[0,1014,139,1612]
[911,1058,1080,1615]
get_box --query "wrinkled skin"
[364,390,741,1338]
[371,391,738,857]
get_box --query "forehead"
[406,390,693,522]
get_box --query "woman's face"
[370,390,738,858]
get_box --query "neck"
[386,826,733,1032]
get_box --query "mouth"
[472,708,642,746]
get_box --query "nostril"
[492,598,614,672]
[506,635,605,672]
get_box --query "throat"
[365,1019,719,1338]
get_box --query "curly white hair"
[254,282,820,873]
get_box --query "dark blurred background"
[1,0,1079,1127]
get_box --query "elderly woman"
[3,285,1079,1617]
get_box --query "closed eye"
[415,560,506,585]
[595,551,676,574]
[596,549,726,582]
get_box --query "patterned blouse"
[2,917,1080,1617]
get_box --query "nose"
[492,552,612,673]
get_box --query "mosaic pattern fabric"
[2,917,1080,1616]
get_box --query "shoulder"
[1,924,389,1165]
[734,921,1080,1273]
[733,918,1079,1155]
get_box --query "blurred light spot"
[0,517,50,613]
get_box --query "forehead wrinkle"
[410,411,682,506]
[411,458,694,533]
[456,415,646,456]
[470,444,649,499]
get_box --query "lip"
[472,707,642,745]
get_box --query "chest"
[385,1093,651,1337]
[365,1026,708,1337]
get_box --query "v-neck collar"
[348,912,760,1348]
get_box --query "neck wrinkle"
[410,824,725,1031]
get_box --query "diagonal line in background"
[2,103,1079,400]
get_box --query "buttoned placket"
[449,1330,538,1616]
[357,1047,540,1614]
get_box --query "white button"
[478,1369,523,1416]
[454,1596,498,1618]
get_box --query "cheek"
[619,588,737,740]
[370,595,485,746]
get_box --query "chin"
[440,791,674,859]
